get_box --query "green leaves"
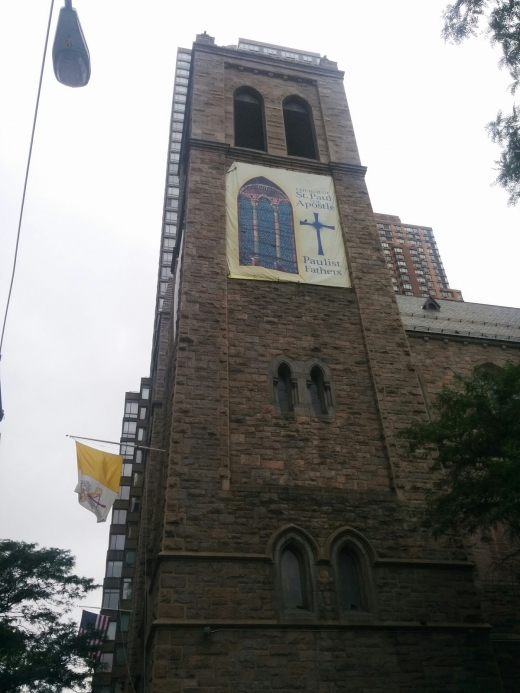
[443,1,520,204]
[0,540,99,693]
[400,362,520,540]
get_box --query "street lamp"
[52,0,90,87]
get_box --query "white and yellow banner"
[226,162,350,288]
[74,442,122,523]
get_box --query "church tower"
[126,34,506,692]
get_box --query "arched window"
[309,366,327,416]
[337,547,363,611]
[234,89,265,151]
[283,98,317,160]
[281,547,305,609]
[277,363,294,413]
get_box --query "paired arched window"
[270,357,335,417]
[234,89,265,151]
[337,547,363,611]
[283,98,317,160]
[280,547,306,609]
[277,363,294,413]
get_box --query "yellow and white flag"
[74,442,122,523]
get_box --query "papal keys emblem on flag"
[74,442,122,523]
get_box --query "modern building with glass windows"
[92,47,193,692]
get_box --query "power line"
[0,0,55,356]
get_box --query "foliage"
[0,540,100,693]
[443,1,520,203]
[400,361,520,540]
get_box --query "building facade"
[374,212,463,301]
[95,34,519,693]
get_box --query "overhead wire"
[0,0,55,419]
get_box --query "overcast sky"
[0,0,518,615]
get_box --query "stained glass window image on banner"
[238,177,298,274]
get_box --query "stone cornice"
[154,549,474,570]
[150,618,491,631]
[192,41,345,80]
[188,138,367,177]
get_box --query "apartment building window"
[122,421,136,436]
[109,534,125,551]
[115,644,126,667]
[102,590,119,610]
[164,224,176,236]
[161,267,172,279]
[121,463,133,477]
[135,449,143,464]
[107,560,123,578]
[133,472,143,487]
[166,211,177,222]
[402,283,412,290]
[127,522,138,538]
[130,498,140,513]
[117,486,130,501]
[164,238,175,250]
[112,509,127,525]
[168,185,179,196]
[381,242,389,248]
[106,621,117,640]
[124,401,138,418]
[100,652,113,671]
[120,444,134,458]
[122,579,133,600]
[142,387,150,399]
[119,613,130,632]
[126,550,136,566]
[137,428,146,442]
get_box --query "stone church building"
[122,34,520,692]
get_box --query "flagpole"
[67,434,165,453]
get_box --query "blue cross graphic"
[299,213,335,256]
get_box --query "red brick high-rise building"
[374,212,463,301]
[93,34,519,693]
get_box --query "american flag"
[79,609,111,649]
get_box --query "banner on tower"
[226,162,350,288]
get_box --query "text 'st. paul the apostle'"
[226,162,350,288]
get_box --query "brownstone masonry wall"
[127,35,512,693]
